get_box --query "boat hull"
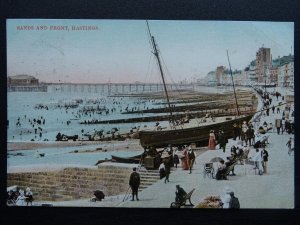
[139,114,254,148]
[111,154,143,164]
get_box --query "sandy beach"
[7,139,144,152]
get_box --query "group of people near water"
[9,114,48,141]
[8,95,161,142]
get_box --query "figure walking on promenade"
[232,123,238,141]
[218,130,228,153]
[159,161,165,179]
[208,130,216,150]
[241,121,248,146]
[164,157,171,183]
[252,149,264,175]
[261,148,269,174]
[181,146,189,170]
[286,137,293,155]
[187,147,196,174]
[275,118,282,135]
[129,167,140,201]
[173,149,180,168]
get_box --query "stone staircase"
[137,167,160,191]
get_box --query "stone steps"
[137,167,160,190]
[137,167,176,190]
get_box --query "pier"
[8,85,48,92]
[46,82,197,94]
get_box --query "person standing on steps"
[129,167,140,201]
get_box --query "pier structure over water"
[46,82,196,94]
[8,84,48,92]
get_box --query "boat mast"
[146,21,174,124]
[226,50,240,116]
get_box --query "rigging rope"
[159,51,204,125]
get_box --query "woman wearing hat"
[16,189,25,206]
[180,145,189,170]
[208,130,216,150]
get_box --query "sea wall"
[7,165,132,201]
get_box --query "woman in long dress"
[180,146,189,170]
[208,130,216,150]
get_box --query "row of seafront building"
[7,46,294,92]
[198,47,294,88]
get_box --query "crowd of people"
[7,187,34,206]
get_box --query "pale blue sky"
[7,19,294,83]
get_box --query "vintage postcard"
[6,19,294,208]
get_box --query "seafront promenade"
[45,130,293,208]
[32,87,294,208]
[37,126,293,208]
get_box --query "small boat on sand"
[111,154,143,164]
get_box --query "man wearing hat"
[187,146,196,174]
[175,185,187,203]
[129,167,140,201]
[228,191,240,209]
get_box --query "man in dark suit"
[129,167,140,201]
[175,185,187,203]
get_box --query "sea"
[7,84,233,167]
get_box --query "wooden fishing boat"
[138,21,255,148]
[139,114,254,148]
[111,154,143,164]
